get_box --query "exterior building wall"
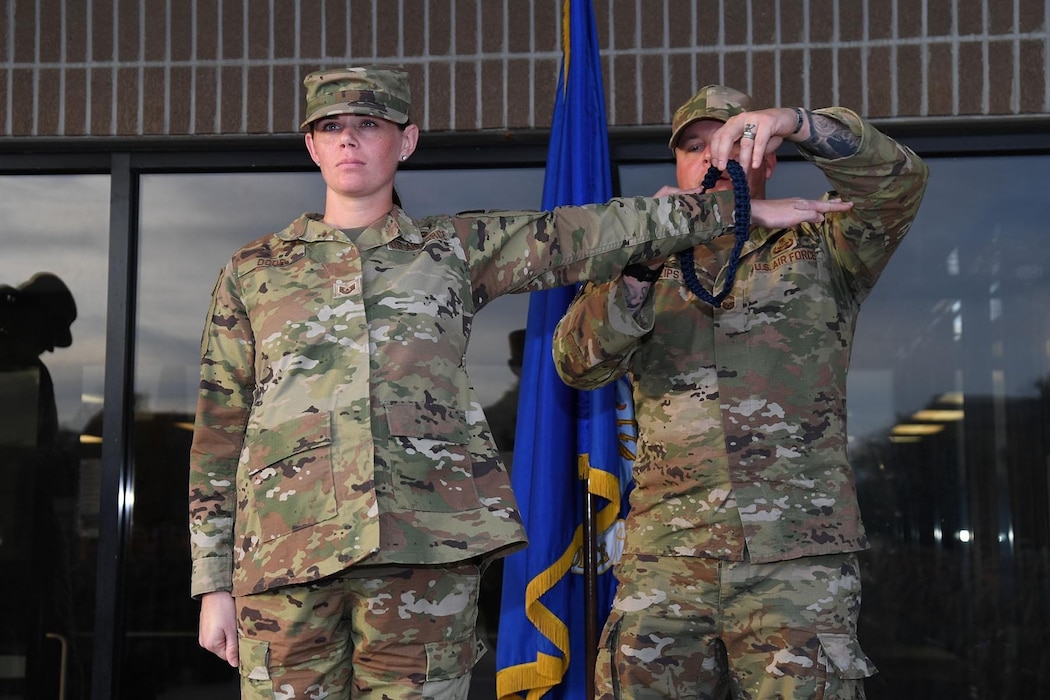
[2,0,1048,139]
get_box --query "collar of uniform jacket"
[278,207,423,249]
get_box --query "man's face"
[674,119,775,197]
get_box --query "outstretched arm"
[656,183,855,228]
[752,196,854,227]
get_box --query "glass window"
[131,167,543,696]
[0,174,110,699]
[852,155,1050,699]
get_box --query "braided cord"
[676,160,751,306]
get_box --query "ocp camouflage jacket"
[552,108,930,564]
[189,192,737,597]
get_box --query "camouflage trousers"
[594,553,876,700]
[235,563,485,700]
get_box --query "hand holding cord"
[676,160,751,306]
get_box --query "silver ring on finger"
[742,123,757,140]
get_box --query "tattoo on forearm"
[800,111,861,159]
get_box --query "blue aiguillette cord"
[675,160,751,306]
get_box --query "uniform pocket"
[380,400,480,512]
[238,636,271,682]
[424,633,484,681]
[240,410,338,541]
[818,631,877,680]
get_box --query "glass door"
[0,174,110,699]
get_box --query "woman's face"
[305,114,418,200]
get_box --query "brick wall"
[2,0,1047,138]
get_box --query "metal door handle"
[44,633,68,700]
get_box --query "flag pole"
[582,484,599,698]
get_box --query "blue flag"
[495,1,634,697]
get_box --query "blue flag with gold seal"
[495,1,635,697]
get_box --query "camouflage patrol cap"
[668,85,754,149]
[300,65,411,131]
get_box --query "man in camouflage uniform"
[188,67,848,700]
[552,86,929,699]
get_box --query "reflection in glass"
[0,174,109,698]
